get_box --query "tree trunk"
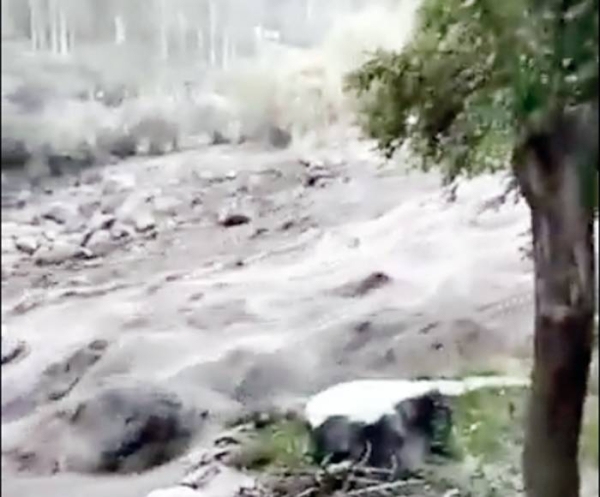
[158,0,169,61]
[208,0,217,67]
[29,0,44,51]
[49,0,59,55]
[514,110,596,497]
[58,2,68,55]
[114,14,126,45]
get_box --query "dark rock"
[267,125,292,149]
[300,159,336,187]
[338,272,393,297]
[309,390,453,477]
[219,212,251,228]
[1,137,31,169]
[93,84,134,108]
[211,131,231,145]
[65,383,199,473]
[46,148,96,176]
[250,227,268,238]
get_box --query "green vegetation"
[450,387,526,462]
[347,1,598,496]
[231,418,314,471]
[347,0,598,188]
[580,396,599,467]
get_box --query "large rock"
[1,137,31,169]
[34,241,81,266]
[64,383,202,473]
[42,201,81,227]
[4,383,204,475]
[13,235,39,255]
[83,229,116,257]
[305,377,529,476]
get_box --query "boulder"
[83,229,116,257]
[34,241,81,266]
[4,383,204,475]
[42,202,81,227]
[14,236,39,255]
[218,211,251,228]
[62,383,201,474]
[305,377,529,476]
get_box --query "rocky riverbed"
[1,133,578,496]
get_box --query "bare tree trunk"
[158,0,169,61]
[49,0,59,54]
[222,29,229,70]
[515,110,597,497]
[58,1,68,55]
[177,9,186,57]
[114,14,126,45]
[208,0,217,67]
[29,0,44,51]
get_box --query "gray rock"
[100,193,128,214]
[79,170,103,186]
[42,202,80,226]
[110,222,135,240]
[308,386,453,477]
[153,196,181,217]
[88,212,116,232]
[3,383,204,476]
[338,271,393,298]
[62,383,201,474]
[267,125,292,149]
[79,200,101,218]
[83,229,116,256]
[133,211,157,233]
[102,174,136,196]
[34,241,80,265]
[218,212,251,228]
[117,196,156,233]
[14,236,39,255]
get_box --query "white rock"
[34,241,80,265]
[42,202,80,226]
[88,212,116,232]
[100,193,128,214]
[110,222,134,240]
[85,229,115,256]
[102,174,136,195]
[153,196,181,217]
[305,376,530,428]
[117,196,152,230]
[133,211,156,233]
[14,236,39,255]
